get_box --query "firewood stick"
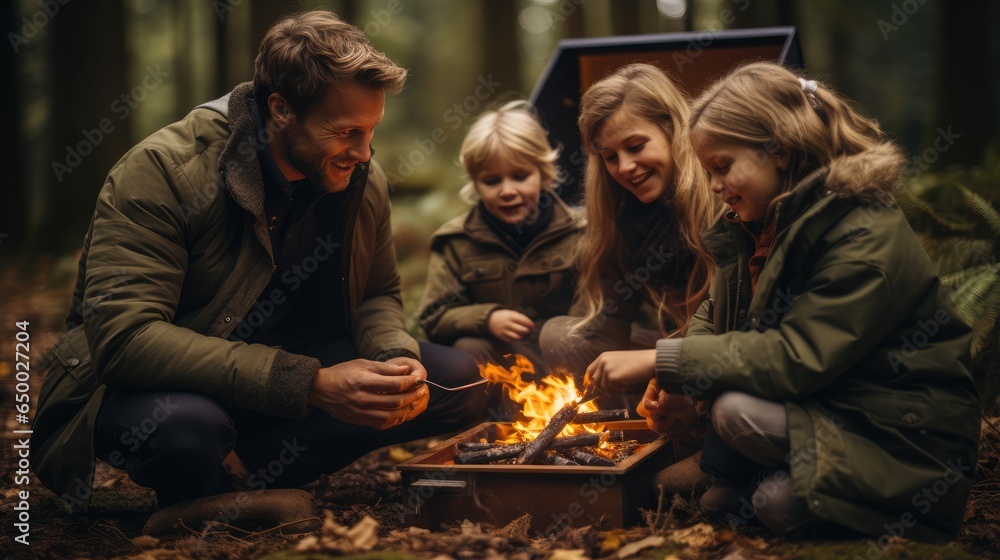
[458,410,628,452]
[572,409,629,423]
[566,448,615,467]
[454,442,526,464]
[516,401,581,465]
[457,441,500,452]
[453,431,626,464]
[540,450,578,466]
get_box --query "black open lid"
[530,26,804,202]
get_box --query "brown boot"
[143,489,319,536]
[699,477,752,519]
[652,450,712,496]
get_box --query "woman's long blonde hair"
[573,63,717,337]
[690,62,884,196]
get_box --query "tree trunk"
[930,0,995,167]
[482,0,521,92]
[36,0,129,254]
[1,1,24,255]
[610,0,641,36]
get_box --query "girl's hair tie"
[798,78,818,94]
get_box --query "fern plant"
[900,153,1000,407]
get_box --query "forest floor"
[1,263,999,560]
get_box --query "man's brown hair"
[253,11,406,116]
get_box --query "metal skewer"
[417,378,491,391]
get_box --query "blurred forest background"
[1,0,999,378]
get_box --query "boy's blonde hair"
[690,61,884,195]
[458,100,560,204]
[573,63,717,337]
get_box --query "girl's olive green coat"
[656,144,980,540]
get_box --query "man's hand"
[587,349,656,394]
[487,309,535,342]
[307,358,429,430]
[636,379,699,438]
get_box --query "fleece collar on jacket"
[215,82,370,261]
[432,187,582,252]
[704,142,906,264]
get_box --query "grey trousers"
[711,392,842,536]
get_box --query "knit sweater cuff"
[372,348,420,362]
[265,350,321,419]
[654,338,684,392]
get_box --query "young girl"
[538,63,717,376]
[417,100,584,369]
[588,62,980,540]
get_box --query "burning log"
[540,450,578,466]
[572,409,629,423]
[516,401,583,465]
[566,448,615,467]
[454,442,526,464]
[456,441,499,453]
[454,431,625,464]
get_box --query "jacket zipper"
[732,277,742,332]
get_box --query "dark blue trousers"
[93,340,489,506]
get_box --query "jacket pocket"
[459,259,506,283]
[33,325,99,443]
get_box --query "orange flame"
[480,355,600,443]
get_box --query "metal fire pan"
[397,420,670,534]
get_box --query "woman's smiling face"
[593,110,675,204]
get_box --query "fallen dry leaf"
[549,549,590,560]
[297,512,379,553]
[615,535,665,558]
[599,529,626,554]
[129,535,160,549]
[388,446,414,463]
[669,523,718,549]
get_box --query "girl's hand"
[636,379,699,438]
[586,349,656,394]
[487,309,535,342]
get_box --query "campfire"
[396,355,670,533]
[458,355,643,466]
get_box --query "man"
[31,11,488,514]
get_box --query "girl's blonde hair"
[690,62,884,195]
[458,100,560,204]
[574,63,717,337]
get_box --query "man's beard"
[285,130,352,193]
